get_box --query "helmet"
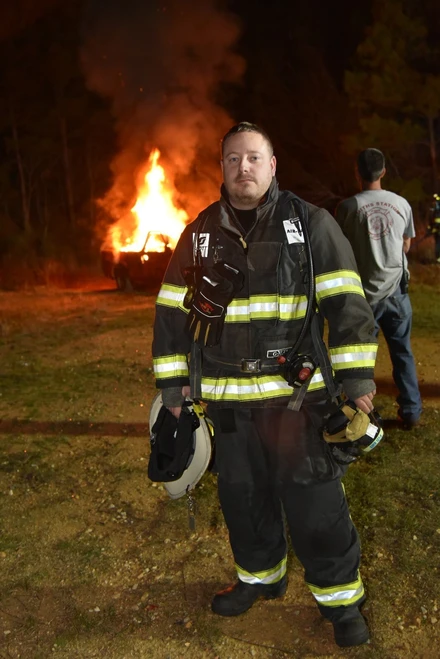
[148,392,215,499]
[323,401,384,465]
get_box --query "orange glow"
[110,149,188,253]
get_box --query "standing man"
[336,148,422,429]
[152,123,378,648]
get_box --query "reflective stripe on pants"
[209,405,364,616]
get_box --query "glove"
[323,401,384,465]
[184,262,244,347]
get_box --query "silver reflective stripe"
[279,300,308,315]
[308,370,324,387]
[156,284,187,307]
[226,303,249,319]
[201,377,292,401]
[237,557,287,585]
[316,275,363,293]
[154,360,188,374]
[311,583,364,604]
[331,350,377,364]
[226,296,308,321]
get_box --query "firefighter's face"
[221,131,276,209]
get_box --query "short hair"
[221,122,274,156]
[357,148,386,182]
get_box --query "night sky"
[0,0,439,272]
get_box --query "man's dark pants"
[208,403,364,621]
[371,290,422,421]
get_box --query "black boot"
[211,576,287,617]
[332,610,370,647]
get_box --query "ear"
[380,167,386,179]
[220,159,224,175]
[270,155,277,176]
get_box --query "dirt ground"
[0,274,439,659]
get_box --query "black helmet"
[323,401,384,465]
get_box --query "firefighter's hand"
[168,386,191,419]
[354,391,376,414]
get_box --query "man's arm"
[403,235,411,253]
[152,224,195,414]
[308,206,378,409]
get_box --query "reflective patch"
[193,232,210,258]
[266,347,292,358]
[283,217,305,244]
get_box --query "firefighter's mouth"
[236,178,256,183]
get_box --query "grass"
[0,279,439,658]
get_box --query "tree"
[344,0,440,201]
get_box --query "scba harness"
[183,196,327,407]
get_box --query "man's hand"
[168,386,191,419]
[354,390,376,414]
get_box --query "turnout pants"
[208,402,365,621]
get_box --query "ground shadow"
[0,419,148,437]
[374,378,440,398]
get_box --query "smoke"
[80,0,245,230]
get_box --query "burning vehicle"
[101,149,188,291]
[101,232,173,291]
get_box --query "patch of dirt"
[0,280,439,658]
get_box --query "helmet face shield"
[323,402,384,465]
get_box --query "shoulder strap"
[280,197,341,406]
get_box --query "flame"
[110,149,188,253]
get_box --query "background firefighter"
[151,122,378,648]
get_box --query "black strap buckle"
[241,359,261,373]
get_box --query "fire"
[111,149,188,253]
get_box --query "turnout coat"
[152,179,377,408]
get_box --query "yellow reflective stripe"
[307,573,365,607]
[236,556,287,585]
[306,368,326,391]
[153,354,189,379]
[329,344,377,370]
[226,299,250,322]
[201,375,293,401]
[315,270,365,302]
[225,295,308,323]
[156,284,189,312]
[279,297,308,320]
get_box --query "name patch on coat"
[283,218,304,244]
[192,232,210,258]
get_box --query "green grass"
[0,285,439,658]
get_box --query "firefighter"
[152,122,377,648]
[429,193,440,263]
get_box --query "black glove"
[184,262,244,347]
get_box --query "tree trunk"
[60,115,76,228]
[10,103,31,235]
[86,141,95,225]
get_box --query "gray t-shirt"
[336,189,415,305]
